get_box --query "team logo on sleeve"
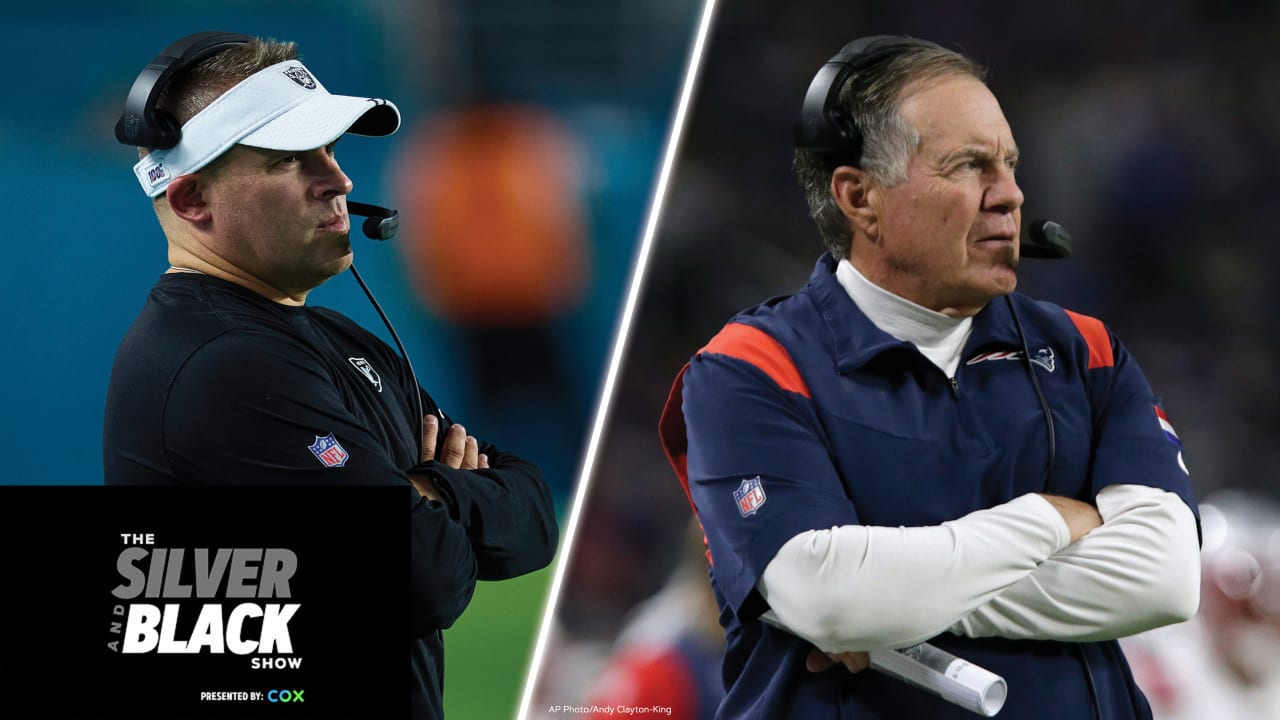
[733,476,767,517]
[1155,406,1189,475]
[308,433,349,468]
[348,357,383,392]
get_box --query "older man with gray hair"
[661,35,1199,719]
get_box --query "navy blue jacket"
[661,254,1196,719]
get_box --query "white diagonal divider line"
[515,1,721,717]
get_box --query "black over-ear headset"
[793,34,943,167]
[115,31,254,150]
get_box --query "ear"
[165,174,212,225]
[831,166,880,240]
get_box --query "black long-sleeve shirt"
[103,272,558,718]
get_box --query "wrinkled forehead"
[899,74,1016,154]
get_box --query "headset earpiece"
[115,31,254,149]
[793,35,943,166]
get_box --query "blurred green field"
[443,567,553,719]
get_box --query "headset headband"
[793,35,942,166]
[115,31,255,149]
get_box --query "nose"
[309,148,354,199]
[985,163,1024,215]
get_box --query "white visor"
[133,60,400,197]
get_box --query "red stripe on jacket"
[1064,309,1114,369]
[698,323,811,398]
[659,323,809,567]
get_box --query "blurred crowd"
[1123,491,1280,719]
[537,2,1280,718]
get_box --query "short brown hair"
[153,38,298,128]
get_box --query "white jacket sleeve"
[757,493,1070,652]
[948,484,1199,642]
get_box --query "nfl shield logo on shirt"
[308,433,349,468]
[734,476,767,517]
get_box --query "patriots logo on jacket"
[1029,347,1056,372]
[308,433,349,468]
[966,347,1056,373]
[734,476,767,517]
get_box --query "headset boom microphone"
[347,201,400,241]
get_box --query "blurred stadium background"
[536,2,1280,719]
[0,1,700,718]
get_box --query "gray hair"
[793,45,987,259]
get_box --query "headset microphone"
[346,201,400,241]
[341,200,437,454]
[1022,219,1072,260]
[1006,217,1074,493]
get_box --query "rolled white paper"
[868,642,1008,716]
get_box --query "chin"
[979,260,1018,295]
[952,271,1017,313]
[992,271,1018,296]
[313,250,353,281]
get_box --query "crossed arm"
[680,348,1199,662]
[162,333,558,635]
[408,414,559,581]
[759,485,1199,657]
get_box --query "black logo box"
[0,486,408,719]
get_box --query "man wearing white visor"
[103,33,559,719]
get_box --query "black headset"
[114,31,254,150]
[793,34,943,167]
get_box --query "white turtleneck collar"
[835,258,974,378]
